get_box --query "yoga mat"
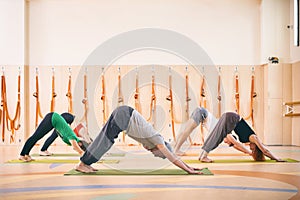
[31,153,125,157]
[64,168,213,176]
[184,158,299,163]
[182,153,246,157]
[6,159,119,164]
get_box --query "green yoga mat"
[6,159,119,164]
[184,158,299,163]
[64,168,213,176]
[31,153,125,157]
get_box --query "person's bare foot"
[86,165,98,171]
[175,150,186,156]
[25,155,35,162]
[199,156,213,163]
[19,155,29,162]
[75,162,94,173]
[19,155,35,162]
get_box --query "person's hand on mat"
[191,167,207,171]
[187,168,203,175]
[275,158,286,162]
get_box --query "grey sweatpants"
[80,106,133,165]
[202,112,240,153]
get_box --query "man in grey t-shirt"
[75,105,203,174]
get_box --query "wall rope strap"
[1,71,6,142]
[80,67,89,130]
[100,67,108,125]
[1,68,21,143]
[199,68,207,144]
[50,67,57,112]
[117,67,124,105]
[0,109,2,138]
[66,68,73,114]
[234,67,240,114]
[185,67,193,145]
[217,67,222,118]
[117,67,126,143]
[283,101,300,117]
[134,68,142,114]
[33,68,44,128]
[244,67,257,127]
[147,67,156,128]
[166,67,177,142]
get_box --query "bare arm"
[156,144,203,174]
[249,135,284,162]
[71,140,84,156]
[226,134,252,155]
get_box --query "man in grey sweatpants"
[76,105,203,174]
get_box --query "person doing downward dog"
[174,107,217,155]
[40,120,92,156]
[199,112,285,163]
[19,112,90,162]
[39,113,75,156]
[75,105,203,174]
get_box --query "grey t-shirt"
[126,110,165,149]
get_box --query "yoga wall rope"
[66,68,73,114]
[147,67,156,128]
[185,67,193,145]
[234,66,240,115]
[166,67,177,142]
[244,67,257,127]
[33,68,44,128]
[100,67,108,125]
[1,68,21,143]
[217,67,222,118]
[80,67,89,130]
[199,67,207,144]
[50,67,57,112]
[134,68,142,114]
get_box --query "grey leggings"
[202,112,240,153]
[80,106,134,165]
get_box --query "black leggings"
[20,113,54,156]
[40,130,58,151]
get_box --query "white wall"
[0,0,24,65]
[27,0,261,66]
[0,0,25,145]
[261,0,291,64]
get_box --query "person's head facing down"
[77,140,90,152]
[148,142,173,159]
[250,142,265,161]
[61,113,75,125]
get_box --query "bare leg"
[174,119,198,155]
[198,149,213,163]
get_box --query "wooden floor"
[0,144,299,200]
